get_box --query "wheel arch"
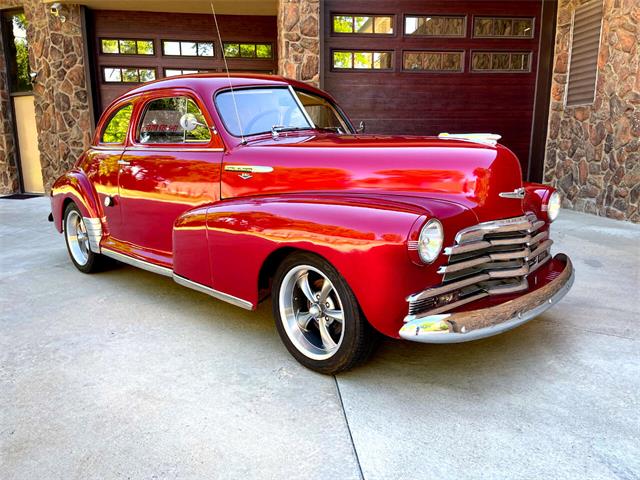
[51,169,102,233]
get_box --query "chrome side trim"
[82,217,103,253]
[173,274,253,310]
[125,147,225,152]
[224,165,274,173]
[101,248,173,277]
[499,187,526,199]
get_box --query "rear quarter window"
[101,104,133,144]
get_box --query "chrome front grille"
[406,214,552,319]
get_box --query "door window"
[295,90,350,133]
[101,104,133,144]
[138,96,211,144]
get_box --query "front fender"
[50,168,102,232]
[175,194,475,338]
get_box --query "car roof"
[119,73,326,100]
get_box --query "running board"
[102,248,173,277]
[101,247,253,310]
[173,274,253,310]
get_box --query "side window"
[295,90,349,133]
[101,104,133,144]
[138,96,211,144]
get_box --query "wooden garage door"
[91,10,277,112]
[323,0,545,176]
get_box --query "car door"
[117,91,224,259]
[84,101,133,241]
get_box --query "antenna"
[210,1,245,143]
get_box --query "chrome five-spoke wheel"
[65,209,90,266]
[279,265,345,360]
[272,252,379,374]
[63,202,105,273]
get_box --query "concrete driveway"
[1,197,639,480]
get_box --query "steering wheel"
[245,107,298,134]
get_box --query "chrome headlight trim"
[418,219,444,264]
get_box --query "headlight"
[418,219,444,264]
[546,191,561,222]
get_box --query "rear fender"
[50,168,102,233]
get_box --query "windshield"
[295,89,351,133]
[215,87,312,137]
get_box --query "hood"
[226,133,526,223]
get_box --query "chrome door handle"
[117,159,130,166]
[224,165,273,173]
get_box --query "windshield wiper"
[271,125,313,139]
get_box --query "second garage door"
[323,0,551,178]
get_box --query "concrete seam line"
[333,375,365,480]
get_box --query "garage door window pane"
[139,69,156,82]
[333,15,353,33]
[256,44,272,58]
[374,17,393,34]
[103,67,121,82]
[374,52,392,69]
[354,16,373,34]
[163,41,180,55]
[405,15,466,37]
[181,42,198,56]
[473,17,534,38]
[137,40,154,55]
[333,51,353,69]
[332,14,394,34]
[101,39,118,54]
[102,104,132,144]
[403,51,463,72]
[197,42,214,56]
[240,44,255,57]
[333,51,392,70]
[119,40,137,55]
[121,68,139,82]
[472,52,531,72]
[224,43,240,57]
[354,52,373,68]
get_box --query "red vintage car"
[50,74,574,374]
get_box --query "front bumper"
[399,254,574,343]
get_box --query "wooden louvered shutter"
[566,0,603,106]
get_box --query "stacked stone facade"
[277,0,320,87]
[544,0,639,222]
[0,0,93,194]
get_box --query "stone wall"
[0,0,92,195]
[0,24,20,195]
[277,0,320,86]
[23,0,93,193]
[544,0,639,222]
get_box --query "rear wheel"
[63,203,105,273]
[272,252,379,374]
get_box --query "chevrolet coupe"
[50,74,574,374]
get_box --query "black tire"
[63,202,107,273]
[272,252,380,374]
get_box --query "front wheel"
[272,252,379,374]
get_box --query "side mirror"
[356,120,366,134]
[179,113,200,132]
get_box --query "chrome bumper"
[399,254,574,344]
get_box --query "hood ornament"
[499,187,526,199]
